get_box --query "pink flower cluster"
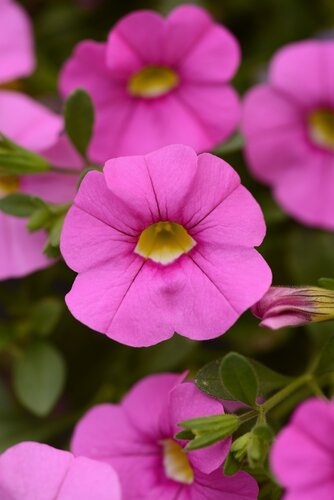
[0,0,81,280]
[0,374,258,499]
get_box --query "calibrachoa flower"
[71,373,258,499]
[60,5,241,163]
[0,441,121,499]
[242,40,334,229]
[252,286,334,329]
[270,398,334,499]
[0,91,82,280]
[60,144,272,347]
[0,0,35,83]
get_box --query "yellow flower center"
[135,221,196,265]
[162,439,194,485]
[308,108,334,151]
[0,176,20,197]
[128,65,179,99]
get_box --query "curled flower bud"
[252,286,334,330]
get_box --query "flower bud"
[252,286,334,330]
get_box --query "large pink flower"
[0,441,121,499]
[270,398,334,499]
[71,373,258,499]
[60,144,272,347]
[59,5,241,163]
[242,40,334,230]
[0,91,82,280]
[0,0,35,83]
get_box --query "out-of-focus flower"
[0,91,82,280]
[60,5,240,163]
[252,286,334,330]
[60,144,271,347]
[0,441,121,500]
[242,40,334,229]
[270,398,334,499]
[71,373,258,499]
[0,0,35,84]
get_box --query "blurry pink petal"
[0,441,121,500]
[0,0,35,83]
[193,468,259,499]
[242,40,334,229]
[0,91,62,151]
[0,213,50,280]
[269,40,333,108]
[270,398,334,498]
[169,381,230,474]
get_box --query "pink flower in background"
[0,441,121,499]
[71,373,258,499]
[270,398,334,499]
[0,91,82,280]
[60,5,240,163]
[252,286,334,329]
[0,0,35,83]
[242,40,334,229]
[60,144,271,347]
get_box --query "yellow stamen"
[128,65,179,99]
[0,176,20,197]
[135,221,196,265]
[162,439,194,485]
[308,109,334,151]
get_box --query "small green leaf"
[223,452,242,476]
[27,207,52,231]
[249,359,292,395]
[64,89,94,158]
[30,298,63,337]
[195,359,235,400]
[0,152,50,175]
[179,414,238,431]
[13,342,66,417]
[220,353,259,407]
[318,277,334,291]
[213,132,244,155]
[0,193,46,217]
[185,422,239,451]
[175,429,195,440]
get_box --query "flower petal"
[0,91,62,151]
[0,0,35,83]
[169,381,230,474]
[193,469,258,499]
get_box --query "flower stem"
[261,374,313,413]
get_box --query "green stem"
[261,374,312,413]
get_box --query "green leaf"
[174,429,195,440]
[0,193,46,217]
[195,359,235,400]
[64,89,94,158]
[30,298,63,337]
[314,334,334,375]
[13,342,66,417]
[249,359,292,395]
[220,353,259,407]
[185,421,239,451]
[213,132,244,155]
[318,277,334,291]
[179,414,238,431]
[223,452,242,476]
[0,152,50,175]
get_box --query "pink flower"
[60,144,271,346]
[71,373,258,499]
[0,91,82,280]
[0,0,35,83]
[270,398,334,499]
[242,40,334,229]
[59,5,240,163]
[0,441,121,499]
[252,286,334,329]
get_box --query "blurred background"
[1,0,334,476]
